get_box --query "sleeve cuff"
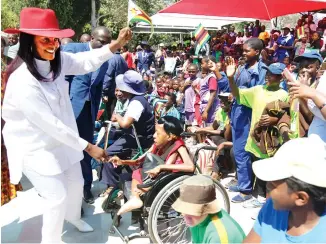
[78,138,89,151]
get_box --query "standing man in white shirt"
[2,7,131,243]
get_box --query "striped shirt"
[190,210,245,243]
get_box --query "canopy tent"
[133,13,255,33]
[159,0,326,20]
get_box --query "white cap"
[159,43,165,47]
[253,138,326,188]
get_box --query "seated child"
[194,93,234,179]
[108,116,195,215]
[172,175,245,243]
[160,92,181,120]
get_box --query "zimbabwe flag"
[194,24,210,55]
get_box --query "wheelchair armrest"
[104,120,120,128]
[136,172,169,189]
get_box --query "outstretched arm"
[62,28,132,76]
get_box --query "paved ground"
[1,172,258,243]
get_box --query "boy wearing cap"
[226,60,289,205]
[172,175,245,243]
[290,50,326,143]
[244,138,326,243]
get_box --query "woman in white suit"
[2,7,131,243]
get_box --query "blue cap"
[116,70,146,95]
[263,63,286,75]
[294,49,323,64]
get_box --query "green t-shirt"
[238,85,289,159]
[214,107,230,131]
[190,210,245,244]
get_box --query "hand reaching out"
[288,82,315,100]
[225,57,237,78]
[85,143,108,162]
[108,156,123,168]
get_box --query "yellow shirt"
[214,107,230,130]
[238,85,289,159]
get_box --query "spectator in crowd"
[227,58,289,208]
[222,38,267,204]
[244,138,326,243]
[137,41,155,74]
[200,56,219,126]
[160,92,180,119]
[102,43,128,119]
[61,37,73,46]
[229,25,237,38]
[294,34,311,57]
[100,71,155,196]
[172,175,245,243]
[214,61,230,93]
[79,33,91,43]
[292,50,326,143]
[4,33,19,60]
[62,26,112,204]
[252,20,262,38]
[275,26,294,62]
[183,64,201,126]
[243,31,252,43]
[311,31,322,50]
[155,43,165,68]
[258,25,269,41]
[121,45,134,70]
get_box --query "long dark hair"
[6,32,62,82]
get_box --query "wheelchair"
[108,160,230,244]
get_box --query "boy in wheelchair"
[108,116,195,215]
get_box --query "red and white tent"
[159,0,326,20]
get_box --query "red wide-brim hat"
[4,7,74,38]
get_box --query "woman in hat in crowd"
[172,175,245,243]
[2,7,131,243]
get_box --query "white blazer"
[2,45,113,184]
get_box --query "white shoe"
[69,219,94,232]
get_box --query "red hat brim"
[4,28,75,38]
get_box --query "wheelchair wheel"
[148,175,230,244]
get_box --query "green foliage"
[1,0,179,42]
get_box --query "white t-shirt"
[124,100,144,122]
[308,74,326,143]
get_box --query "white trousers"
[23,163,83,243]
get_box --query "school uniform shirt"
[160,106,180,120]
[254,198,326,243]
[184,77,200,113]
[2,45,114,184]
[190,210,245,244]
[238,85,289,159]
[214,107,230,131]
